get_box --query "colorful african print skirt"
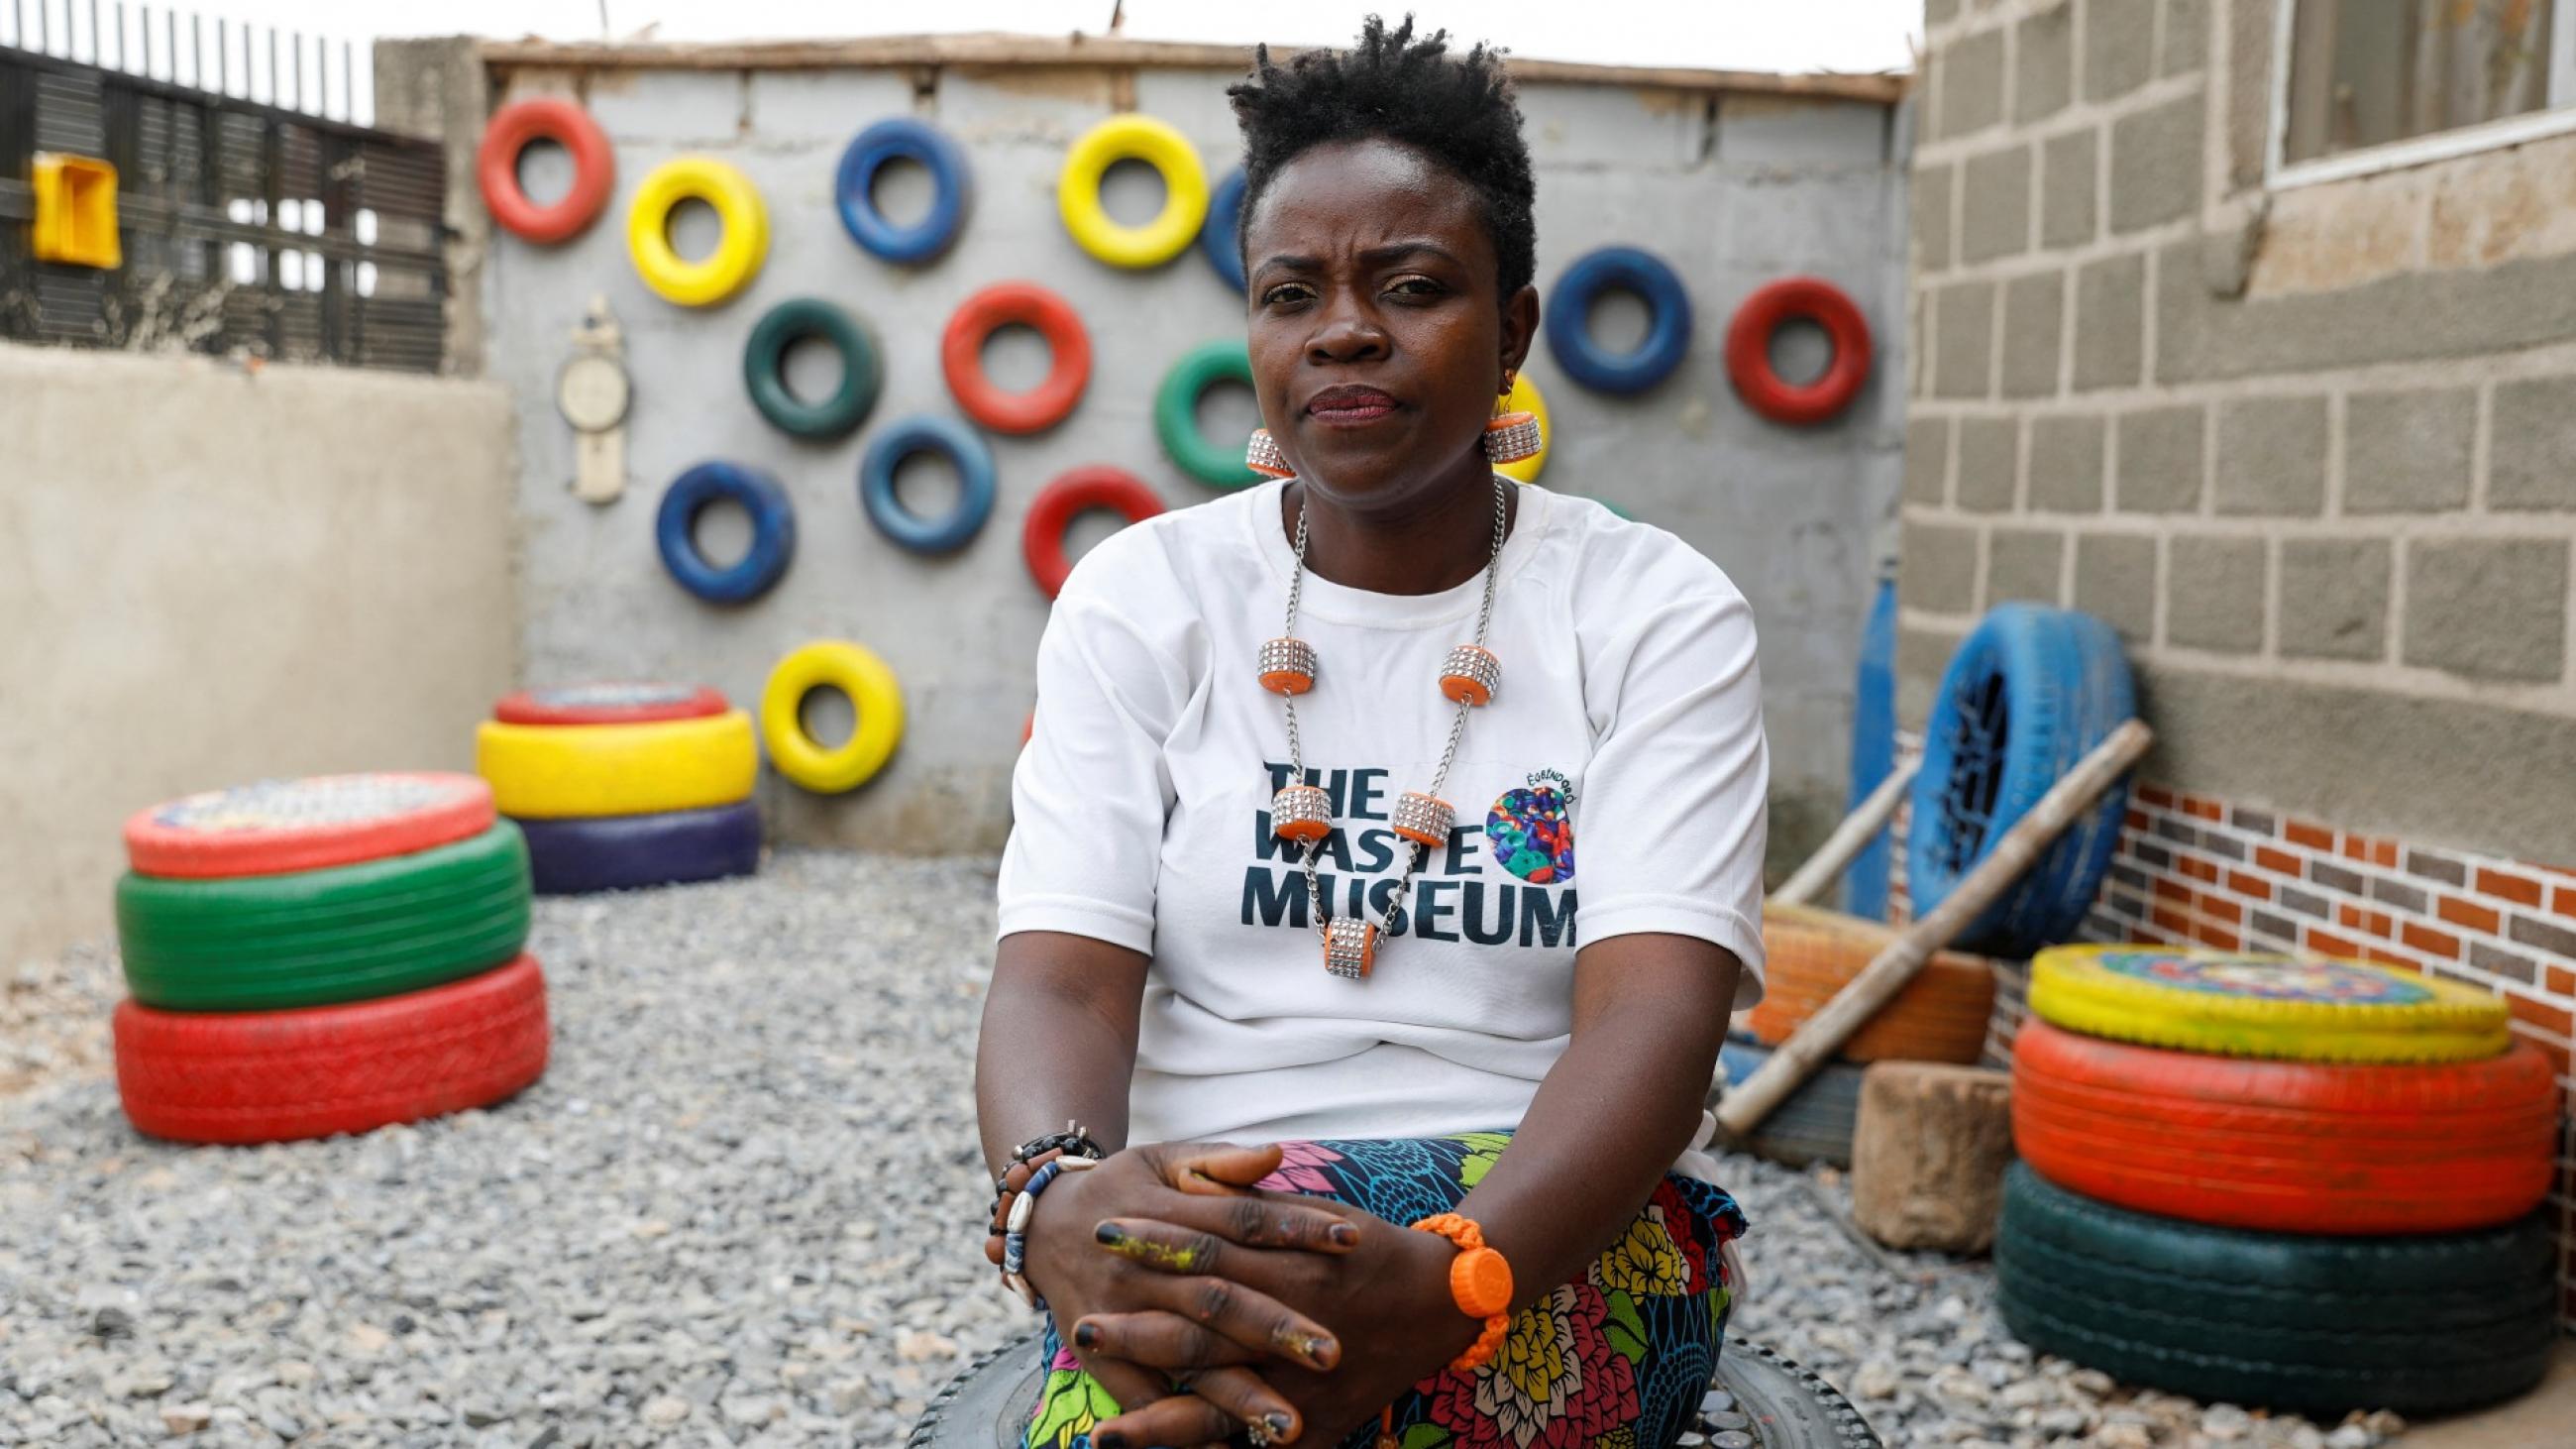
[1020,1131,1748,1449]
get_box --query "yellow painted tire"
[627,157,769,306]
[476,712,757,819]
[1058,115,1208,269]
[2028,945,2512,1064]
[761,641,905,794]
[1496,373,1552,484]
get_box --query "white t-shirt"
[996,476,1769,1182]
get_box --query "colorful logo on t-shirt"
[1486,768,1574,884]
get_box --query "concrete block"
[1934,279,1996,399]
[2085,0,2156,102]
[2030,414,2106,511]
[2213,394,2328,516]
[2279,538,2390,662]
[1896,623,1967,728]
[2115,404,2205,512]
[1914,161,1957,274]
[2346,387,2474,513]
[1986,527,2067,606]
[2403,539,2570,682]
[2489,376,2576,511]
[2225,0,2273,188]
[2162,0,2210,76]
[1905,416,1953,507]
[1999,271,2065,398]
[1716,95,1888,168]
[1958,417,2019,511]
[2110,93,2204,234]
[2040,128,2099,249]
[2015,5,2076,125]
[2074,531,2157,641]
[2072,252,2145,390]
[749,69,915,141]
[1530,84,1704,171]
[1939,27,2007,140]
[588,68,751,145]
[2167,535,2267,653]
[1900,519,1983,614]
[1852,1062,2015,1255]
[1961,146,2033,263]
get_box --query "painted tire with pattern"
[492,683,728,727]
[1994,1163,2558,1417]
[859,414,998,555]
[1725,276,1873,426]
[1021,467,1164,599]
[476,711,760,819]
[115,953,550,1145]
[517,802,762,895]
[1748,905,1995,1063]
[1153,340,1263,490]
[1714,1035,1864,1170]
[1905,604,2135,957]
[835,117,972,264]
[124,772,495,880]
[2027,944,2513,1063]
[1200,166,1248,291]
[477,97,613,245]
[115,823,532,1012]
[743,297,883,440]
[1545,245,1694,394]
[2012,1018,2559,1234]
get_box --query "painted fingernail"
[1095,1222,1126,1245]
[1095,1432,1127,1449]
[1073,1321,1099,1349]
[1328,1223,1358,1247]
[1266,1413,1295,1439]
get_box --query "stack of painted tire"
[1998,946,2563,1417]
[478,684,763,895]
[1720,905,1999,1167]
[113,774,550,1145]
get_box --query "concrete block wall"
[1905,0,2576,1326]
[438,40,1911,874]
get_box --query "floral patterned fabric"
[1020,1132,1747,1449]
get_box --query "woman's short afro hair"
[1228,14,1537,300]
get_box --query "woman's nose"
[1306,298,1389,365]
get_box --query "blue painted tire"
[1906,604,2136,957]
[859,414,998,555]
[1844,573,1898,921]
[1200,167,1247,292]
[1545,245,1694,394]
[656,462,797,604]
[835,118,972,265]
[514,802,761,895]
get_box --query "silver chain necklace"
[1269,473,1511,978]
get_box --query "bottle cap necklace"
[1257,472,1510,978]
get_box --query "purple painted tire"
[513,802,761,895]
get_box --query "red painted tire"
[1021,467,1164,599]
[1724,277,1873,426]
[124,773,497,880]
[492,683,729,726]
[2012,1018,2561,1236]
[114,954,551,1145]
[942,281,1092,434]
[477,98,614,245]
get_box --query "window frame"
[2268,0,2576,190]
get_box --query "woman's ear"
[1499,283,1541,390]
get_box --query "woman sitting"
[980,18,1769,1448]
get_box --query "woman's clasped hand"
[1018,1141,1482,1447]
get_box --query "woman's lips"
[1306,387,1401,425]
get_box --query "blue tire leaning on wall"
[859,414,998,555]
[1544,245,1694,394]
[1200,167,1248,291]
[1905,603,2136,957]
[743,297,883,440]
[657,462,797,604]
[835,117,973,265]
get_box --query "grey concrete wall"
[471,54,1909,872]
[0,344,519,965]
[1902,0,2576,866]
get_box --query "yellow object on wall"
[31,153,122,270]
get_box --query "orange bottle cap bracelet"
[1410,1212,1513,1372]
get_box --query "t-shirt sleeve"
[1572,585,1770,1008]
[994,591,1185,956]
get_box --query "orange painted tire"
[1746,904,1995,1062]
[477,98,614,245]
[1021,467,1163,599]
[942,281,1092,434]
[1724,276,1872,426]
[2011,1019,2560,1236]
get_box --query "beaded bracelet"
[983,1123,1106,1269]
[1001,1154,1099,1310]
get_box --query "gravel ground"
[2,851,2402,1448]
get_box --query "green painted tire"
[743,296,884,440]
[1154,340,1261,489]
[1995,1164,2557,1418]
[116,823,534,1011]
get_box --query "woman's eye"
[1389,277,1444,297]
[1260,284,1315,306]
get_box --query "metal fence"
[0,3,447,371]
